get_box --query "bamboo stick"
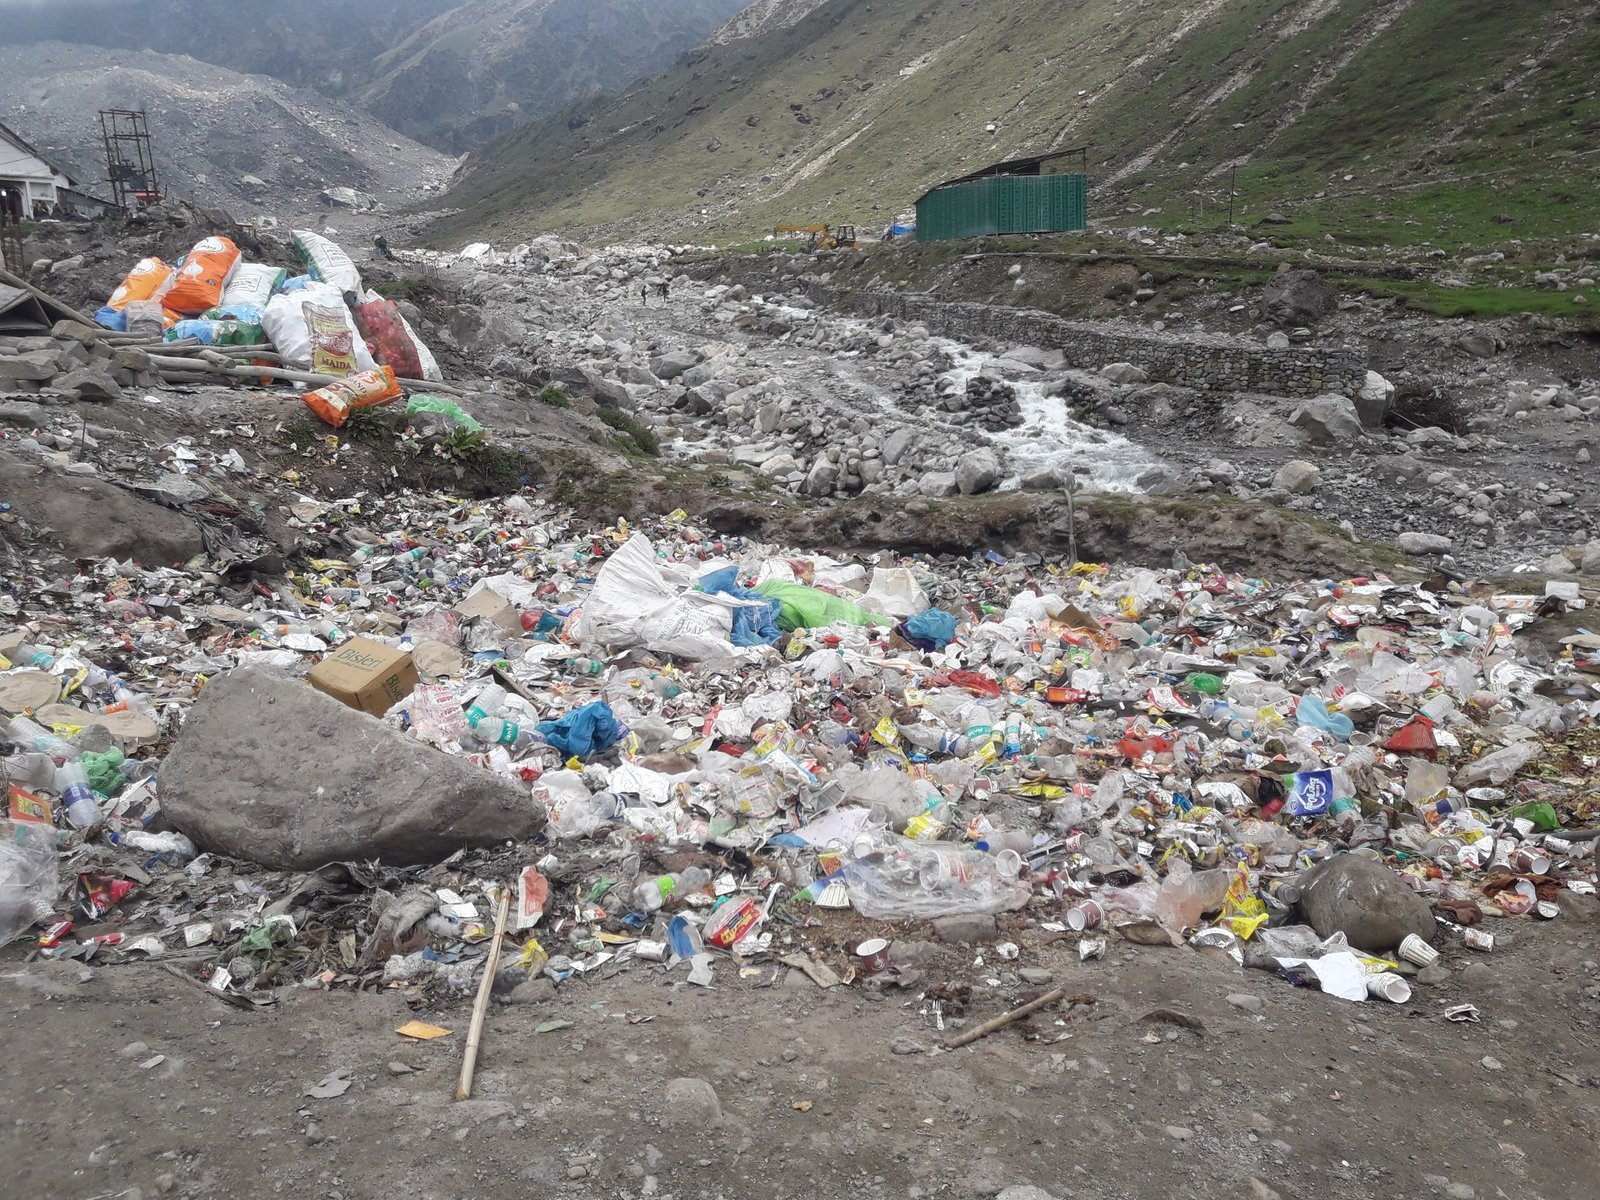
[454,888,512,1102]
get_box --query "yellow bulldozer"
[773,223,858,251]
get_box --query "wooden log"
[945,987,1067,1049]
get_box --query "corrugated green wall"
[916,174,1087,241]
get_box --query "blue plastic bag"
[538,700,624,760]
[697,566,783,647]
[902,609,958,650]
[93,306,128,332]
[1296,695,1353,742]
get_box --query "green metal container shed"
[916,172,1088,242]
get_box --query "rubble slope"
[0,0,752,155]
[0,43,454,220]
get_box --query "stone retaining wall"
[813,287,1368,397]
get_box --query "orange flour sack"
[301,367,402,428]
[164,236,241,315]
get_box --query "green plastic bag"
[80,748,126,797]
[1504,802,1561,833]
[405,395,482,433]
[753,580,888,631]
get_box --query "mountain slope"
[0,0,752,153]
[0,43,452,218]
[428,0,1600,249]
[0,1,448,96]
[356,0,752,153]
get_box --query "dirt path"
[6,906,1596,1200]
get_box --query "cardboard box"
[455,588,521,635]
[308,637,419,717]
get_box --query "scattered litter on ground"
[2,494,1597,1034]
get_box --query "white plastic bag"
[537,770,615,838]
[222,262,287,310]
[860,567,929,620]
[261,283,378,375]
[0,820,57,949]
[841,836,1030,919]
[293,229,363,294]
[575,534,743,660]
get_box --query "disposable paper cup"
[994,849,1025,879]
[1367,973,1412,1004]
[1067,900,1103,931]
[854,937,892,975]
[1398,933,1440,967]
[1514,848,1552,875]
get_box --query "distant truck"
[772,223,858,251]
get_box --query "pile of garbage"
[2,497,1597,1016]
[74,229,448,427]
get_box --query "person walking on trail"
[640,281,650,306]
[657,278,670,302]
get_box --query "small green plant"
[438,428,487,457]
[596,406,660,456]
[539,384,571,408]
[341,407,397,442]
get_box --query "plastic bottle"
[11,642,58,669]
[974,828,1034,856]
[5,716,77,762]
[1003,712,1024,759]
[465,684,539,750]
[631,866,712,913]
[54,761,100,828]
[570,658,606,677]
[898,722,973,757]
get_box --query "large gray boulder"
[1262,270,1337,325]
[1272,460,1321,494]
[1396,531,1453,556]
[956,448,1003,495]
[160,669,543,870]
[1289,394,1363,445]
[650,349,700,380]
[1299,853,1435,953]
[1100,362,1149,385]
[1353,371,1394,430]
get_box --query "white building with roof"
[0,119,115,221]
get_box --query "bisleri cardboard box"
[307,637,419,717]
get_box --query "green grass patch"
[596,406,660,457]
[1348,277,1598,322]
[538,384,571,408]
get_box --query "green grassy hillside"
[427,0,1600,253]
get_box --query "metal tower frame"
[99,109,161,211]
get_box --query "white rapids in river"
[934,342,1163,492]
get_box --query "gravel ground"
[5,905,1597,1200]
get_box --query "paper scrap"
[395,1020,452,1041]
